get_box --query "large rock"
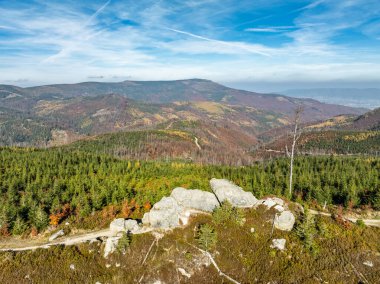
[274,211,296,231]
[124,219,140,232]
[210,178,258,207]
[104,236,120,258]
[170,187,219,212]
[110,218,140,233]
[142,197,182,228]
[110,218,126,233]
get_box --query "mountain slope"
[256,108,380,157]
[0,79,366,121]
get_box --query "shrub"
[12,217,28,236]
[212,201,245,226]
[295,210,318,252]
[196,224,217,251]
[356,219,366,228]
[117,232,132,254]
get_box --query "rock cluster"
[104,178,297,257]
[110,218,140,233]
[255,197,296,231]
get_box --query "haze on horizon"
[1,0,380,95]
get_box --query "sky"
[1,0,380,92]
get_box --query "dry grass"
[1,208,379,283]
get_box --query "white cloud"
[245,26,295,33]
[0,0,380,88]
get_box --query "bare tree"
[288,105,303,198]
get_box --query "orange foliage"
[49,203,72,226]
[30,227,38,237]
[102,205,118,219]
[0,223,10,237]
[122,200,132,218]
[144,201,152,211]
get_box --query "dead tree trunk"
[288,106,303,198]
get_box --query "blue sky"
[1,0,380,91]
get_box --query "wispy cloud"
[165,28,271,56]
[245,26,296,33]
[0,0,380,88]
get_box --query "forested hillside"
[0,147,378,236]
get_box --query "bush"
[295,210,318,253]
[356,219,366,228]
[12,217,28,236]
[196,224,217,251]
[117,232,132,254]
[212,201,245,226]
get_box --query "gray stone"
[49,229,64,242]
[110,218,126,233]
[210,178,258,207]
[142,197,182,228]
[124,219,140,232]
[170,187,219,212]
[274,205,285,212]
[256,197,285,210]
[270,239,286,250]
[274,211,296,231]
[103,236,120,258]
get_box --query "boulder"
[274,211,296,231]
[270,239,286,250]
[104,236,120,258]
[256,197,285,210]
[110,218,126,233]
[142,197,182,228]
[124,219,140,232]
[210,178,258,207]
[170,187,219,212]
[274,205,285,212]
[49,229,64,242]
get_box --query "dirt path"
[309,209,380,228]
[194,137,201,150]
[0,229,114,252]
[1,209,379,252]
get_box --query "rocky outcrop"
[271,239,286,250]
[274,211,295,231]
[142,197,182,228]
[210,178,258,207]
[170,187,219,212]
[110,218,140,233]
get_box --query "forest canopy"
[0,147,379,236]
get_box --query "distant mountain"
[1,79,366,119]
[0,79,367,147]
[282,88,380,109]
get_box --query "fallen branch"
[142,238,157,265]
[187,242,241,284]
